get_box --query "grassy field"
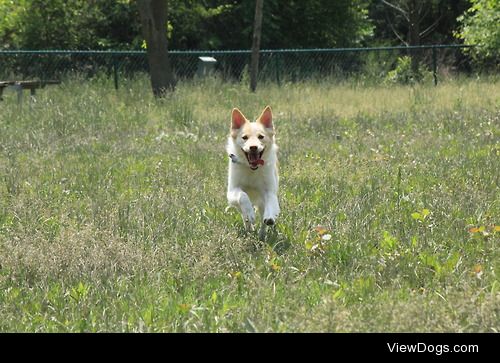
[0,75,498,332]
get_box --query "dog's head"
[230,106,274,170]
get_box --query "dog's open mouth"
[243,149,265,170]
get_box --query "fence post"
[113,55,119,90]
[274,52,281,86]
[432,46,438,86]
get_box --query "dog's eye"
[258,135,264,140]
[242,135,248,140]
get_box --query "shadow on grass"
[234,225,292,255]
[230,216,292,255]
[265,226,292,255]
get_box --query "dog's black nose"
[249,146,258,152]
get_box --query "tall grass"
[0,75,498,332]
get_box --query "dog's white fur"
[226,106,280,239]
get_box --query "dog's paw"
[263,201,279,227]
[242,208,256,232]
[263,218,275,226]
[241,205,256,223]
[244,216,255,232]
[245,221,255,233]
[263,210,278,226]
[244,214,255,227]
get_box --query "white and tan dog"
[226,106,280,240]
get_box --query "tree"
[250,0,264,92]
[137,0,175,96]
[381,0,444,73]
[455,0,499,66]
[369,0,470,46]
[0,0,143,50]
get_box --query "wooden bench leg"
[12,84,23,104]
[30,88,36,106]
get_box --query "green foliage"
[380,231,398,252]
[455,0,500,65]
[260,0,374,48]
[0,0,373,50]
[0,0,141,50]
[1,0,495,70]
[0,0,27,47]
[167,0,374,50]
[385,56,433,84]
[168,0,234,49]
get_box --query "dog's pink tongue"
[250,159,264,168]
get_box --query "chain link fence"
[0,45,474,89]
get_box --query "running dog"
[226,106,280,240]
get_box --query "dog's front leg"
[263,193,280,226]
[227,188,255,231]
[259,194,279,241]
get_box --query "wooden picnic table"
[0,80,61,101]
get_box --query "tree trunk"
[408,0,421,75]
[137,0,175,97]
[250,0,264,92]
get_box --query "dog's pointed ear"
[231,108,247,130]
[257,106,273,129]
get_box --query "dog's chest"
[230,164,276,192]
